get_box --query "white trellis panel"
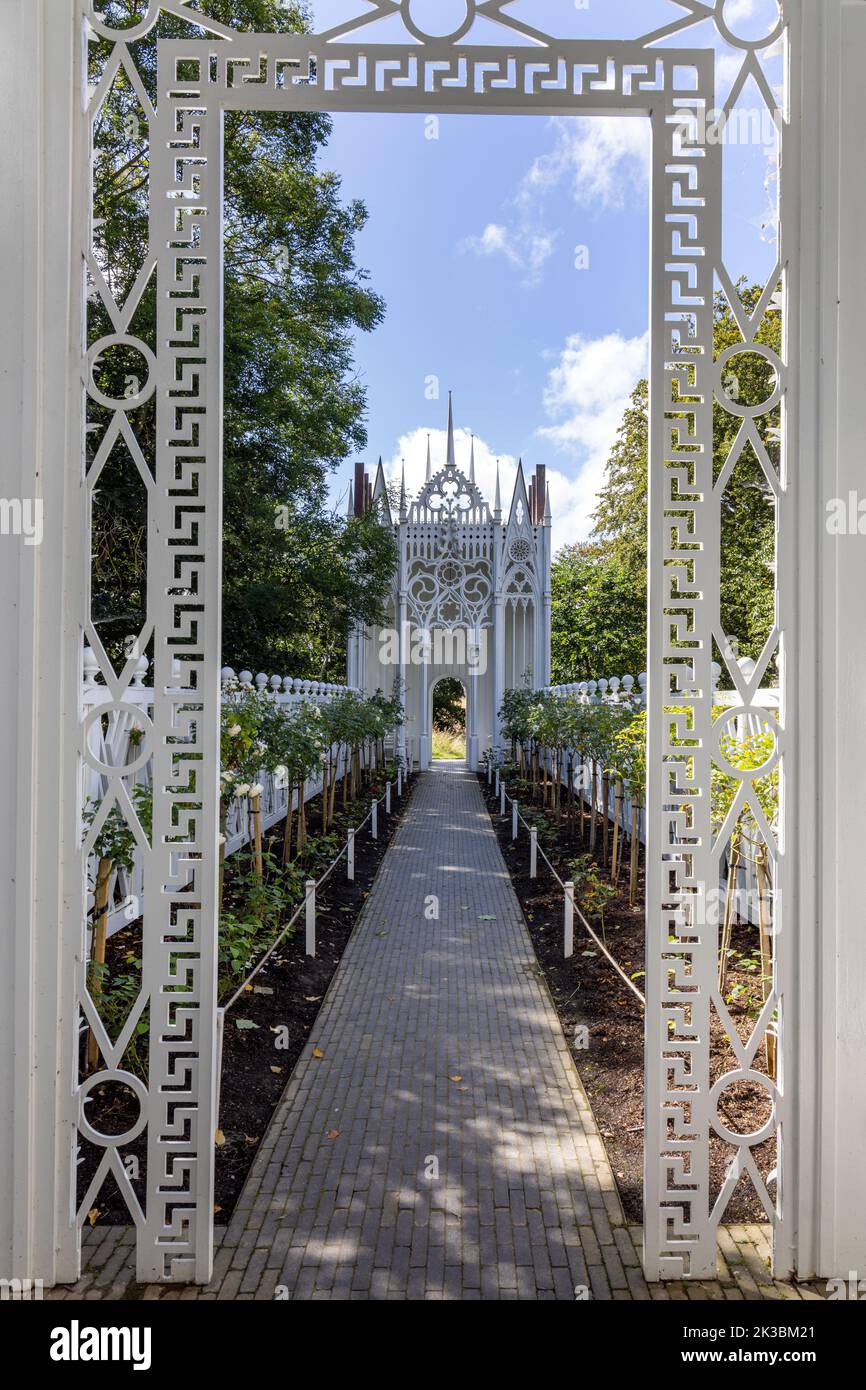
[77,0,789,1284]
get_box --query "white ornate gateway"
[348,397,551,770]
[6,0,866,1295]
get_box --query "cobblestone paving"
[48,766,827,1302]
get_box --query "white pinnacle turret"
[446,390,456,468]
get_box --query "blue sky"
[305,0,784,550]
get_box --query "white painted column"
[783,0,866,1279]
[418,650,430,770]
[397,594,407,765]
[0,0,86,1284]
[493,597,505,755]
[467,625,479,768]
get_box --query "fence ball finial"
[239,670,253,686]
[270,675,282,692]
[622,674,635,695]
[132,654,149,687]
[221,666,236,685]
[83,647,100,687]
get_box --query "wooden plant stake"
[296,779,307,857]
[282,786,294,867]
[611,777,623,885]
[629,800,640,906]
[250,788,263,884]
[601,769,610,869]
[717,825,742,992]
[589,762,598,854]
[756,841,777,1080]
[86,855,113,1072]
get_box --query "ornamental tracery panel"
[79,0,789,1284]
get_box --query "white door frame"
[23,1,866,1289]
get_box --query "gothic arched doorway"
[431,677,467,762]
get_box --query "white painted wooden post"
[495,766,500,797]
[564,883,575,960]
[783,0,866,1279]
[397,766,402,798]
[500,781,506,816]
[0,0,86,1287]
[305,880,316,958]
[512,800,518,841]
[530,827,538,880]
[347,829,355,882]
[372,799,378,840]
[385,781,391,814]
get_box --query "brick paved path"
[221,762,623,1300]
[48,765,827,1301]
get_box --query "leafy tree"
[432,678,466,733]
[551,541,646,681]
[88,0,396,678]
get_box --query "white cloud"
[520,116,650,213]
[536,330,649,545]
[459,222,557,287]
[725,0,757,21]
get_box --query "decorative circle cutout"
[87,335,157,412]
[710,1071,777,1147]
[83,702,153,777]
[715,344,784,419]
[713,708,780,779]
[716,0,783,51]
[402,0,474,44]
[88,0,161,43]
[79,1070,148,1147]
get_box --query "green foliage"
[567,854,617,938]
[551,542,646,682]
[84,784,153,869]
[432,678,466,733]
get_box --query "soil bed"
[478,771,774,1225]
[78,775,415,1227]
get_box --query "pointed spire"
[446,390,455,468]
[508,457,530,527]
[347,481,354,518]
[469,433,476,484]
[425,433,432,483]
[494,460,502,523]
[399,460,407,521]
[371,456,391,526]
[544,482,552,526]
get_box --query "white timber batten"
[785,0,866,1278]
[0,0,85,1284]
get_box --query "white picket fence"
[534,661,780,927]
[82,650,361,939]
